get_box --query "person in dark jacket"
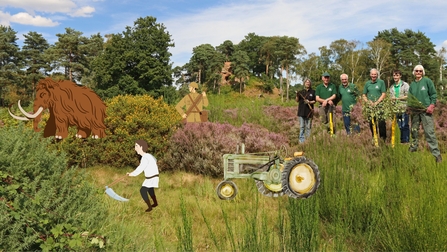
[296,79,316,143]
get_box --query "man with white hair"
[362,68,387,141]
[408,65,442,163]
[339,73,360,135]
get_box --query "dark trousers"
[396,113,409,143]
[140,186,156,202]
[369,117,386,140]
[342,112,360,135]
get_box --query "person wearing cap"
[362,68,387,141]
[338,73,360,135]
[315,72,338,134]
[408,65,442,163]
[175,82,209,123]
[389,69,410,143]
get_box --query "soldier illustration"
[175,82,209,123]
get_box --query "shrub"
[49,95,181,168]
[0,125,106,251]
[160,122,289,177]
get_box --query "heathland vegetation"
[1,15,447,251]
[1,92,446,251]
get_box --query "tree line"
[1,15,446,106]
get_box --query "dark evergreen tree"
[376,28,438,82]
[0,25,23,105]
[22,31,51,99]
[92,16,174,99]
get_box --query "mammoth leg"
[55,120,69,139]
[76,128,90,138]
[91,128,106,139]
[44,115,57,138]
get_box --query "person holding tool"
[315,72,337,135]
[362,68,387,142]
[127,139,159,212]
[296,79,316,143]
[389,69,410,144]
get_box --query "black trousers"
[369,118,386,140]
[140,187,155,202]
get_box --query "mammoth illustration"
[9,78,107,139]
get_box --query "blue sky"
[1,0,447,68]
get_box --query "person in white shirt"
[127,139,159,212]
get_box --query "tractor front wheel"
[216,180,238,200]
[282,157,320,199]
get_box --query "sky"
[1,0,447,69]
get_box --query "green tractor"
[216,144,320,200]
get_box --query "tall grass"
[87,129,446,251]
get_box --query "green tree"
[376,28,438,82]
[0,25,23,106]
[260,36,279,78]
[367,38,392,79]
[22,31,51,99]
[190,44,217,84]
[47,28,90,82]
[92,16,174,99]
[231,50,250,94]
[216,40,234,61]
[79,33,104,88]
[295,52,321,83]
[276,36,306,101]
[237,33,268,76]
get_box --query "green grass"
[86,133,446,251]
[2,96,446,251]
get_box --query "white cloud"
[163,0,447,66]
[0,0,77,14]
[0,11,11,26]
[442,40,447,49]
[0,0,95,24]
[69,6,95,17]
[10,12,59,27]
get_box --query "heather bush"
[49,95,181,168]
[0,125,106,251]
[160,122,289,177]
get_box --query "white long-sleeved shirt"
[129,153,159,188]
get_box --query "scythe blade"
[105,186,129,202]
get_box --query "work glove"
[426,104,435,114]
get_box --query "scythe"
[105,176,129,202]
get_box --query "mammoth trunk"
[33,113,42,132]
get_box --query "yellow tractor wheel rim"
[289,163,316,194]
[264,164,284,192]
[264,182,283,192]
[220,184,235,198]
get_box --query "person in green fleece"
[408,65,442,163]
[338,73,360,135]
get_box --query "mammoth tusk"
[18,100,44,119]
[8,107,29,121]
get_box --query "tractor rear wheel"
[216,180,238,200]
[282,157,320,199]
